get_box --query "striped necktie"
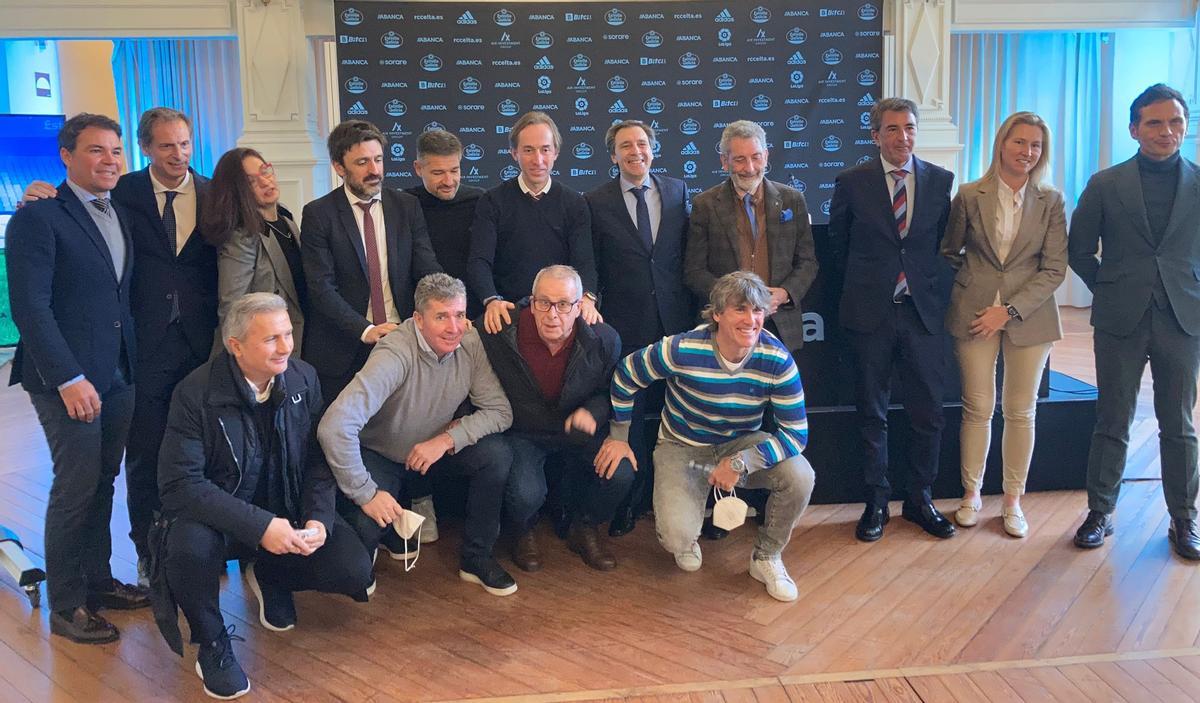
[90,198,110,215]
[891,169,909,301]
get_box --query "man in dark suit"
[585,120,692,535]
[7,113,149,644]
[683,119,818,354]
[467,111,600,334]
[827,97,956,542]
[1069,83,1200,560]
[300,119,442,403]
[22,107,217,587]
[405,129,486,320]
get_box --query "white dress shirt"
[619,174,662,244]
[343,185,399,333]
[149,169,196,254]
[881,156,915,232]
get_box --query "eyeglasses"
[531,298,580,314]
[248,162,276,184]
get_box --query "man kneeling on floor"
[595,271,815,601]
[156,293,373,700]
[318,273,517,596]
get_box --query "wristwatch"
[583,291,598,304]
[729,453,748,475]
[1004,304,1022,321]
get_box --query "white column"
[887,0,963,175]
[234,0,329,220]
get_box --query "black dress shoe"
[901,500,956,539]
[569,523,617,571]
[1168,518,1200,561]
[701,518,729,541]
[855,504,889,542]
[87,578,150,610]
[50,606,120,644]
[608,505,636,537]
[1073,510,1114,549]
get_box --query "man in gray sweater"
[318,273,518,595]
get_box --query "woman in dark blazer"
[205,148,307,356]
[941,112,1067,537]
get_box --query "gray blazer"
[683,178,818,350]
[217,214,305,356]
[941,178,1067,346]
[1068,155,1200,337]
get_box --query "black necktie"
[162,190,179,254]
[630,185,653,250]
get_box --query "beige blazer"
[217,214,305,356]
[941,178,1067,346]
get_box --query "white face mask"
[711,486,749,531]
[392,511,426,572]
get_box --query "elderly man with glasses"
[479,265,634,572]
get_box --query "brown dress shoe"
[511,531,543,572]
[88,578,151,610]
[568,523,617,571]
[50,606,120,644]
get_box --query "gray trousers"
[652,431,815,560]
[1088,305,1200,519]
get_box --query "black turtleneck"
[404,183,485,315]
[1137,150,1181,245]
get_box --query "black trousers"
[125,324,208,560]
[847,298,947,506]
[166,514,372,644]
[29,372,135,612]
[342,434,512,562]
[504,432,635,531]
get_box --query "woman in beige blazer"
[941,112,1067,537]
[205,147,307,356]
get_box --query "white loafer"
[955,501,981,527]
[1002,506,1028,538]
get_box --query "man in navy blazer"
[300,120,442,403]
[7,113,149,644]
[1069,84,1200,560]
[21,107,217,587]
[585,120,693,535]
[827,97,956,542]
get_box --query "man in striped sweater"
[595,271,815,601]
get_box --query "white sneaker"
[410,496,439,543]
[673,541,702,572]
[749,555,798,602]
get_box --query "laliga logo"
[678,52,700,69]
[644,97,665,114]
[750,6,771,23]
[680,118,700,135]
[860,111,871,127]
[493,8,515,26]
[605,8,626,25]
[420,54,442,71]
[787,115,808,132]
[857,69,878,86]
[463,144,484,161]
[787,27,807,44]
[573,143,593,159]
[571,54,592,71]
[345,76,367,94]
[751,95,772,112]
[684,160,697,175]
[533,31,553,49]
[390,143,405,159]
[538,75,552,90]
[790,70,804,85]
[858,3,879,20]
[340,7,363,25]
[607,76,627,92]
[642,31,663,48]
[459,77,481,94]
[823,48,843,65]
[501,164,520,179]
[385,100,406,117]
[714,73,736,91]
[497,99,519,116]
[576,97,589,110]
[822,135,842,152]
[381,31,403,49]
[718,28,732,42]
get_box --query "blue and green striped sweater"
[609,326,808,473]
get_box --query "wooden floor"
[1,306,1198,703]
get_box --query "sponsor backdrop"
[333,0,883,224]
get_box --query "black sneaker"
[195,625,250,699]
[458,557,518,596]
[379,529,418,561]
[245,562,295,632]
